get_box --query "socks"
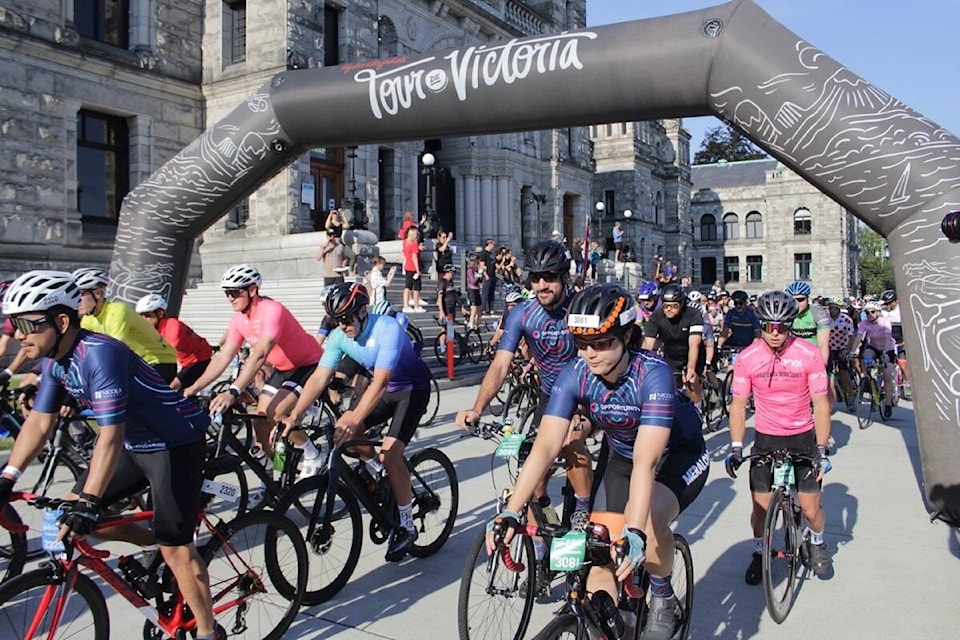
[754,537,763,554]
[533,538,547,561]
[574,495,590,512]
[366,458,384,476]
[398,502,414,532]
[649,574,675,599]
[298,440,320,459]
[806,526,824,545]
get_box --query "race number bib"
[201,479,241,503]
[41,508,65,552]
[549,531,587,572]
[495,433,526,459]
[773,460,795,487]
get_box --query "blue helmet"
[370,298,392,316]
[784,281,812,297]
[637,281,659,301]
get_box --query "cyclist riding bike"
[852,300,897,418]
[135,293,213,391]
[717,290,759,352]
[723,290,833,584]
[283,282,433,561]
[456,240,594,528]
[881,289,910,387]
[184,264,324,477]
[635,281,660,328]
[826,296,857,411]
[0,270,225,640]
[73,268,179,383]
[641,283,705,404]
[488,286,525,350]
[488,284,708,640]
[784,281,830,363]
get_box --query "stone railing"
[505,1,545,34]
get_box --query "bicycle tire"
[856,377,875,429]
[200,510,307,639]
[0,567,109,639]
[672,534,695,640]
[408,448,459,557]
[457,529,536,640]
[465,328,485,364]
[0,504,27,582]
[529,613,582,639]
[201,455,250,526]
[433,332,465,364]
[273,473,363,605]
[419,376,441,428]
[761,488,800,624]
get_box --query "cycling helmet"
[441,264,456,273]
[881,289,897,303]
[754,291,799,323]
[325,282,369,317]
[827,296,844,307]
[659,283,686,307]
[567,283,637,338]
[220,264,262,289]
[717,289,730,298]
[863,300,882,312]
[687,290,703,303]
[784,281,812,297]
[636,281,659,301]
[3,270,81,315]
[731,290,749,303]
[525,240,571,274]
[370,298,392,316]
[505,288,524,304]
[72,267,109,291]
[135,293,168,314]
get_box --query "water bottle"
[502,417,514,436]
[591,590,625,640]
[272,438,287,472]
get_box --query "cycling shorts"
[336,355,368,380]
[593,437,708,514]
[263,363,317,397]
[73,438,205,546]
[364,387,429,445]
[176,359,211,390]
[153,362,178,385]
[827,350,851,373]
[749,430,820,494]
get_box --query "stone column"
[464,173,478,244]
[497,175,511,245]
[480,175,494,238]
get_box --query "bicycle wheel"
[201,455,250,526]
[503,384,538,432]
[702,382,723,432]
[672,534,695,640]
[855,378,875,429]
[457,529,536,640]
[529,613,582,639]
[0,568,109,639]
[21,451,83,558]
[465,328,485,364]
[419,376,441,428]
[0,504,26,582]
[433,333,464,364]
[761,488,800,624]
[201,510,307,640]
[408,448,459,557]
[273,473,363,605]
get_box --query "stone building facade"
[690,158,860,297]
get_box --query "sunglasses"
[662,302,681,310]
[11,316,53,335]
[793,296,808,303]
[224,288,248,299]
[760,321,792,334]
[574,337,617,352]
[140,312,156,318]
[734,301,746,306]
[529,271,561,283]
[335,314,356,326]
[866,309,881,315]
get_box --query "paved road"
[90,384,959,638]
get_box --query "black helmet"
[324,282,369,317]
[881,289,897,303]
[755,291,799,323]
[660,283,686,307]
[525,240,571,274]
[567,283,637,338]
[731,290,749,303]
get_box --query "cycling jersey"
[81,300,177,366]
[730,336,828,437]
[642,307,704,371]
[320,313,431,392]
[225,297,321,372]
[544,350,703,459]
[723,307,760,347]
[790,305,830,345]
[856,317,896,352]
[156,316,212,368]
[498,296,576,395]
[884,306,903,343]
[33,330,208,452]
[828,312,855,352]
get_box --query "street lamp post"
[422,152,437,238]
[347,146,367,230]
[594,201,605,277]
[622,209,633,291]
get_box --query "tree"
[693,123,768,165]
[858,225,895,295]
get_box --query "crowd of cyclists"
[0,245,912,638]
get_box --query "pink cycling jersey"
[730,336,829,436]
[856,316,895,352]
[225,298,321,371]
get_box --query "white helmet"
[687,290,703,303]
[135,293,168,314]
[3,270,81,315]
[72,267,109,291]
[220,264,262,289]
[863,300,882,312]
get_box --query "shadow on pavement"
[687,539,767,638]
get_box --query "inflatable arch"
[108,0,960,525]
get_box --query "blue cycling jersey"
[497,296,576,395]
[319,313,430,392]
[544,349,703,459]
[723,307,760,347]
[33,330,208,453]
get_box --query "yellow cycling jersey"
[80,300,177,365]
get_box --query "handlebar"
[463,420,503,440]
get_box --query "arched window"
[377,16,399,57]
[723,213,739,240]
[794,207,812,235]
[746,211,763,238]
[700,214,717,241]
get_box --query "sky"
[586,0,960,154]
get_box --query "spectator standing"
[435,230,454,276]
[317,228,348,287]
[478,238,498,315]
[368,256,396,305]
[612,221,624,262]
[397,210,418,242]
[647,252,662,282]
[589,242,601,281]
[402,226,425,313]
[466,258,482,328]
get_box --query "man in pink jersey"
[724,290,833,584]
[852,300,898,419]
[184,264,324,478]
